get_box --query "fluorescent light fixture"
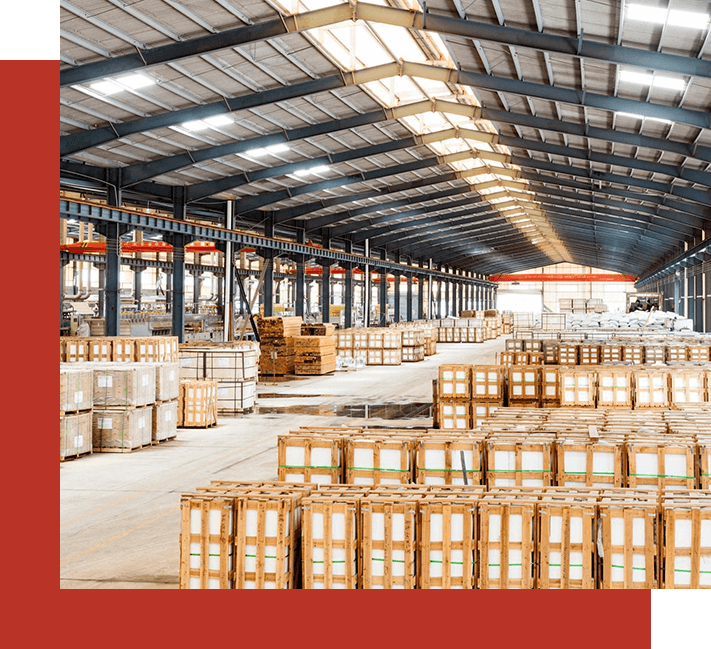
[89,80,122,95]
[116,73,154,89]
[204,114,233,127]
[266,143,290,154]
[182,120,210,131]
[619,70,686,92]
[627,4,710,29]
[244,148,268,157]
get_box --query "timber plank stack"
[294,335,337,375]
[256,315,302,376]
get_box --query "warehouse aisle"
[59,337,507,589]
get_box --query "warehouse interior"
[60,0,710,589]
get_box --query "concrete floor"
[59,338,507,589]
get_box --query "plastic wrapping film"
[155,362,180,401]
[92,406,152,452]
[92,363,156,408]
[60,411,93,459]
[216,380,256,413]
[59,363,93,412]
[152,400,178,442]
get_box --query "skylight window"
[619,69,686,91]
[89,80,122,95]
[116,74,155,90]
[294,165,330,177]
[617,112,673,125]
[266,143,290,154]
[182,120,210,132]
[204,114,233,127]
[627,4,710,29]
[245,148,268,157]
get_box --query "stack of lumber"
[256,316,302,376]
[294,335,337,375]
[301,323,336,336]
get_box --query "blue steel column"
[363,240,372,327]
[320,229,332,323]
[687,271,694,322]
[444,275,450,317]
[379,268,388,326]
[134,266,143,311]
[262,215,276,317]
[393,272,401,323]
[171,186,187,341]
[295,228,306,318]
[674,272,681,314]
[344,241,354,329]
[192,270,201,313]
[104,168,122,336]
[406,273,413,321]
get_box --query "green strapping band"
[190,553,221,558]
[564,471,615,476]
[245,554,277,559]
[674,568,711,574]
[312,560,346,564]
[549,564,584,568]
[347,467,410,473]
[629,473,695,479]
[489,562,536,567]
[429,559,466,565]
[489,469,548,473]
[371,557,405,563]
[279,465,339,470]
[611,565,646,571]
[419,468,481,473]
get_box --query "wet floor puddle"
[254,402,432,419]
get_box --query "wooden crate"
[152,399,178,442]
[579,344,600,365]
[597,496,659,589]
[59,364,93,412]
[633,369,671,409]
[528,352,544,366]
[438,365,471,400]
[360,496,418,589]
[555,439,624,488]
[366,348,383,365]
[155,362,180,401]
[601,344,623,363]
[383,330,403,349]
[402,345,425,362]
[345,437,413,485]
[88,338,113,362]
[542,340,559,365]
[367,330,384,348]
[179,379,217,427]
[557,344,579,366]
[596,368,633,408]
[478,495,537,589]
[626,442,696,489]
[687,344,710,362]
[507,366,541,403]
[559,369,596,407]
[112,338,135,363]
[540,366,561,405]
[485,439,553,488]
[660,501,711,588]
[60,411,93,460]
[301,496,359,589]
[234,494,304,589]
[471,366,505,404]
[416,438,483,486]
[622,344,644,365]
[666,344,689,363]
[643,345,666,364]
[472,402,498,426]
[64,338,89,363]
[701,444,710,490]
[92,406,153,452]
[278,435,343,484]
[179,494,235,589]
[382,348,402,365]
[498,351,515,366]
[669,369,706,406]
[438,401,472,431]
[537,496,597,589]
[417,495,478,589]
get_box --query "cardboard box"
[93,406,153,452]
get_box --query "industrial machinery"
[627,292,662,313]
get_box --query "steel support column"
[417,275,424,320]
[321,263,332,323]
[379,269,388,326]
[134,267,142,312]
[674,273,682,316]
[444,279,450,318]
[407,275,413,322]
[223,201,234,341]
[262,253,274,317]
[192,270,201,313]
[393,273,401,323]
[344,263,354,329]
[170,234,187,342]
[688,272,696,325]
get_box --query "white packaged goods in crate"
[472,367,504,401]
[360,497,417,589]
[626,444,696,489]
[670,372,705,405]
[179,495,235,589]
[216,380,255,412]
[486,441,553,487]
[416,439,482,485]
[439,366,471,399]
[88,338,112,361]
[64,338,88,362]
[155,362,180,401]
[302,497,359,588]
[346,438,413,485]
[366,348,383,365]
[59,364,93,412]
[560,370,595,407]
[92,363,156,407]
[478,497,536,588]
[508,367,539,400]
[367,330,384,348]
[278,435,342,484]
[382,349,402,365]
[418,496,478,589]
[60,411,93,459]
[537,498,597,589]
[402,346,425,362]
[634,370,670,408]
[597,498,658,589]
[153,400,178,442]
[92,406,153,451]
[597,370,633,407]
[556,440,622,488]
[382,331,402,349]
[438,401,471,430]
[661,500,711,588]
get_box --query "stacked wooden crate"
[336,329,355,365]
[437,365,472,430]
[294,335,336,375]
[59,364,94,460]
[559,368,597,407]
[60,336,179,364]
[507,365,541,408]
[153,362,179,443]
[401,328,426,362]
[178,379,217,427]
[256,315,302,376]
